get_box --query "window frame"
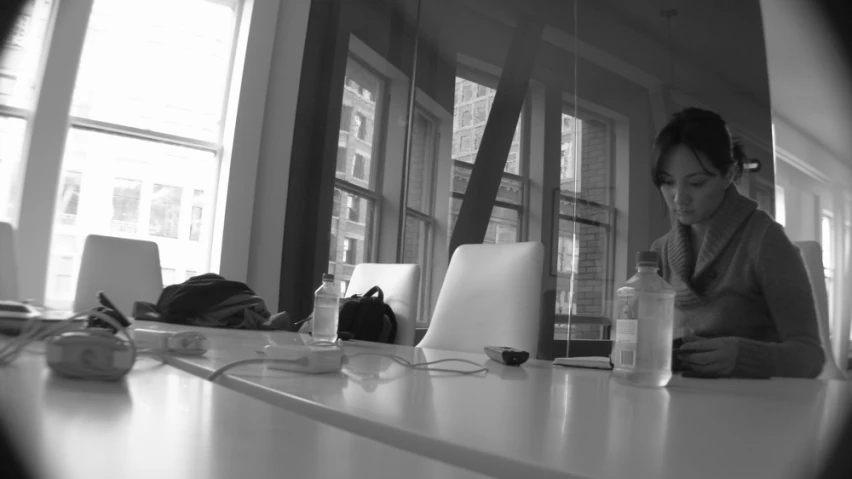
[9,0,278,306]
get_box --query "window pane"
[162,267,176,286]
[448,198,519,244]
[110,178,141,233]
[451,162,523,205]
[407,110,436,214]
[328,187,374,295]
[775,185,786,227]
[561,114,611,206]
[45,128,217,308]
[0,116,27,222]
[189,189,204,241]
[822,214,834,267]
[70,0,239,140]
[403,214,429,324]
[0,0,54,109]
[337,58,383,189]
[452,77,522,174]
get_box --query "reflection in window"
[58,171,82,226]
[111,178,142,233]
[149,184,182,238]
[336,147,347,172]
[340,105,352,131]
[329,232,337,261]
[332,189,341,217]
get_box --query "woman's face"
[658,144,731,226]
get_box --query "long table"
[0,353,491,479]
[138,322,852,479]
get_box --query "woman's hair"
[651,107,748,187]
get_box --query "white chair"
[0,222,20,300]
[795,241,847,379]
[417,241,544,356]
[346,263,421,346]
[74,234,164,316]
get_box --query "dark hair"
[651,107,748,188]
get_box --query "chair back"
[418,241,544,356]
[74,234,164,315]
[346,263,420,346]
[795,241,846,379]
[0,222,19,300]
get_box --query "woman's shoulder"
[742,208,793,253]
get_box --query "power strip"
[262,344,346,373]
[133,329,209,355]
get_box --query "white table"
[137,322,852,479]
[0,353,491,479]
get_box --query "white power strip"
[262,344,345,373]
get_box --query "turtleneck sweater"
[651,186,824,378]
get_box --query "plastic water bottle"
[611,251,675,388]
[312,273,339,343]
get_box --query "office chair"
[418,241,544,356]
[795,241,847,379]
[74,234,164,315]
[346,263,421,346]
[0,222,20,300]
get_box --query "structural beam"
[448,19,544,257]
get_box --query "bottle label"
[614,319,637,368]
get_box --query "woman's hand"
[676,335,740,378]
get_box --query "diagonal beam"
[449,19,544,257]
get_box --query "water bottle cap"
[322,273,334,282]
[636,250,659,266]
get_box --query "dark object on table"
[485,346,530,366]
[133,273,289,330]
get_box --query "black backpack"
[338,286,397,344]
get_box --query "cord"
[207,350,488,382]
[345,352,488,375]
[0,312,85,365]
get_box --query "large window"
[328,57,383,292]
[448,76,525,244]
[41,0,240,306]
[554,111,616,341]
[0,0,54,223]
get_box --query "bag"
[338,286,397,344]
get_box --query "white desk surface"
[0,353,491,479]
[136,322,852,479]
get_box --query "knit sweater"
[651,186,824,378]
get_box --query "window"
[161,267,176,286]
[554,111,615,340]
[111,178,142,234]
[339,280,348,298]
[41,0,240,308]
[355,112,368,140]
[340,105,352,132]
[329,232,337,261]
[327,57,382,292]
[0,0,54,223]
[346,195,361,222]
[353,153,366,180]
[775,185,786,226]
[462,84,472,102]
[474,102,486,123]
[149,184,182,238]
[449,76,526,244]
[403,109,439,324]
[57,171,82,226]
[185,270,197,280]
[476,84,486,98]
[336,147,347,172]
[822,211,835,322]
[189,189,204,241]
[343,237,357,264]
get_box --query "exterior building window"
[355,112,368,140]
[111,178,142,234]
[189,189,204,241]
[161,267,176,286]
[353,153,366,180]
[149,184,182,238]
[474,102,486,123]
[461,110,472,127]
[57,171,82,226]
[343,237,357,264]
[347,195,360,222]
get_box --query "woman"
[650,107,824,378]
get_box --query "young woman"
[650,107,824,378]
